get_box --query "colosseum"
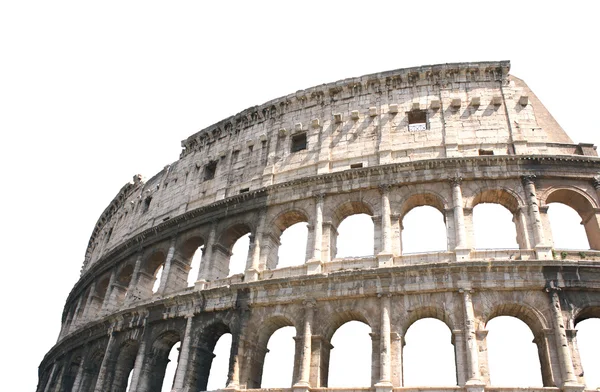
[38,60,600,392]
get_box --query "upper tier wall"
[81,61,595,272]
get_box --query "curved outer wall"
[38,61,600,392]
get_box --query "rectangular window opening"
[350,163,363,169]
[408,110,427,132]
[204,161,218,181]
[239,188,249,194]
[478,149,494,156]
[291,132,307,153]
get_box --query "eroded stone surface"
[38,61,599,392]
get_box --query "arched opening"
[113,264,134,308]
[277,222,308,268]
[110,340,139,391]
[271,210,310,269]
[160,342,181,392]
[336,214,374,257]
[215,224,252,279]
[178,236,205,287]
[188,248,204,286]
[152,266,163,293]
[207,333,233,390]
[261,326,297,387]
[328,320,372,387]
[125,369,133,391]
[546,189,600,250]
[486,316,543,386]
[547,203,589,249]
[145,332,181,391]
[472,203,518,249]
[140,251,167,297]
[575,310,600,389]
[403,318,456,386]
[402,206,447,253]
[229,234,250,276]
[80,350,103,392]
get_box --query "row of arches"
[62,183,600,338]
[43,301,600,392]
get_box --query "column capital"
[377,292,392,298]
[313,192,326,202]
[593,175,600,190]
[378,184,392,194]
[448,175,463,186]
[459,288,474,294]
[521,174,537,186]
[302,299,317,308]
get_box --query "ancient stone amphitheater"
[38,61,600,392]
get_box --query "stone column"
[375,293,393,392]
[196,222,217,288]
[391,214,402,258]
[307,194,325,274]
[128,331,148,392]
[309,335,332,387]
[125,254,143,304]
[378,186,394,267]
[548,288,583,391]
[515,207,533,250]
[245,209,267,282]
[449,176,470,260]
[157,238,177,295]
[94,329,117,392]
[370,333,380,387]
[70,349,87,392]
[390,333,403,387]
[42,363,57,392]
[172,314,194,391]
[522,175,552,259]
[460,289,485,391]
[452,329,467,386]
[294,301,315,391]
[81,281,98,322]
[101,268,117,311]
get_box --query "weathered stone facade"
[38,61,600,392]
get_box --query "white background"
[1,1,599,390]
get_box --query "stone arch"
[247,315,297,388]
[267,209,311,269]
[213,222,254,279]
[400,305,455,336]
[143,329,182,391]
[542,187,600,250]
[79,349,104,392]
[176,233,206,287]
[111,262,134,309]
[137,250,168,298]
[84,273,111,320]
[574,304,600,325]
[484,302,552,386]
[469,187,523,212]
[398,192,447,219]
[324,310,373,388]
[398,193,449,254]
[109,339,139,391]
[469,188,524,249]
[190,321,233,392]
[403,316,457,386]
[331,200,375,228]
[330,200,376,258]
[323,309,372,345]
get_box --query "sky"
[1,1,600,391]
